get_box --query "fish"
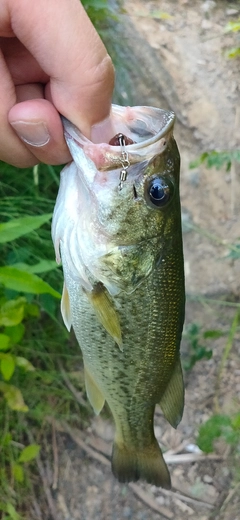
[52,104,185,488]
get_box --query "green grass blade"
[0,214,52,244]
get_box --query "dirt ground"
[40,1,240,519]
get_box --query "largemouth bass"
[52,105,185,488]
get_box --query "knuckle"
[87,54,115,91]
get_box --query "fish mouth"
[62,106,175,149]
[107,105,175,150]
[62,106,176,171]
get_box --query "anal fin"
[159,357,184,428]
[84,364,105,415]
[86,283,122,350]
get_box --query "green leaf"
[197,415,231,452]
[24,302,40,317]
[190,150,240,172]
[189,152,208,169]
[39,293,58,318]
[224,21,240,33]
[0,297,26,326]
[0,214,52,244]
[12,464,24,483]
[0,334,10,351]
[0,501,7,513]
[18,444,40,463]
[0,382,28,412]
[6,503,21,520]
[15,356,35,372]
[4,324,25,346]
[225,47,240,59]
[1,432,12,446]
[226,243,240,260]
[13,260,59,274]
[232,414,240,429]
[0,267,61,298]
[203,329,223,339]
[0,354,16,381]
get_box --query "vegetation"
[190,150,240,173]
[188,19,240,470]
[0,165,93,518]
[224,19,240,59]
[183,322,220,371]
[196,311,240,478]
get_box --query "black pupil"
[149,178,169,207]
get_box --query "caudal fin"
[111,438,171,489]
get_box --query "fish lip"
[61,107,175,150]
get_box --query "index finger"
[7,0,115,137]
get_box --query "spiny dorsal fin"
[159,357,184,428]
[85,283,123,350]
[61,282,72,331]
[84,364,105,415]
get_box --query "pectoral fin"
[84,365,105,415]
[61,282,72,331]
[159,357,184,428]
[86,283,123,350]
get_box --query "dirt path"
[49,2,240,519]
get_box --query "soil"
[38,1,240,519]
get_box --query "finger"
[8,0,115,137]
[16,83,44,102]
[9,98,71,165]
[0,36,49,84]
[0,48,37,167]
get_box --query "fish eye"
[145,176,173,209]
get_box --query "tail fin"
[111,438,171,489]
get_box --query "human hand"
[0,0,114,167]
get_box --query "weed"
[182,322,223,371]
[0,215,90,515]
[224,19,240,59]
[196,311,240,481]
[197,413,240,453]
[190,150,240,172]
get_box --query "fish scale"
[52,105,185,488]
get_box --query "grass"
[0,196,92,517]
[0,157,95,517]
